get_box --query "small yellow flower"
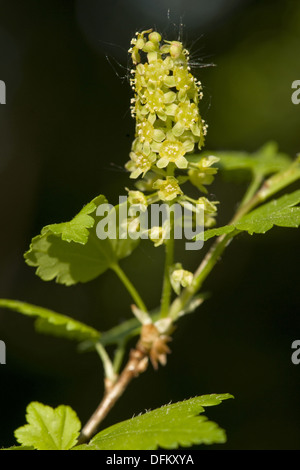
[136,120,165,155]
[196,196,218,213]
[148,220,170,247]
[126,151,157,179]
[170,263,193,294]
[173,101,202,137]
[127,190,148,212]
[143,88,165,114]
[129,29,153,65]
[188,156,220,193]
[153,176,183,202]
[196,197,219,227]
[156,139,189,169]
[144,59,169,88]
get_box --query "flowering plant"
[0,29,299,451]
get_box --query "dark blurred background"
[0,0,299,450]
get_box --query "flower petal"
[172,122,185,137]
[175,156,188,169]
[153,129,166,142]
[156,157,169,168]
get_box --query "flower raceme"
[126,29,206,178]
[124,29,219,245]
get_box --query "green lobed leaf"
[24,230,115,285]
[24,196,139,286]
[74,394,233,450]
[197,189,300,241]
[236,189,300,234]
[199,225,236,241]
[0,299,101,342]
[14,402,81,450]
[45,196,106,244]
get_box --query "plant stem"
[239,172,263,207]
[111,263,148,312]
[229,175,264,223]
[160,210,175,318]
[168,173,265,320]
[168,231,236,321]
[113,342,126,375]
[170,157,300,320]
[95,342,117,385]
[256,157,300,202]
[78,346,149,444]
[234,158,300,221]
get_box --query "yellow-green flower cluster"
[125,29,220,243]
[126,29,207,179]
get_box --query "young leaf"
[14,402,81,450]
[75,394,233,450]
[45,195,106,244]
[0,299,101,342]
[24,197,139,286]
[235,189,300,234]
[197,190,300,241]
[199,225,236,241]
[25,229,115,285]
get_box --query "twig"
[78,346,149,444]
[78,322,172,444]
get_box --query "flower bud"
[149,31,161,43]
[169,41,183,59]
